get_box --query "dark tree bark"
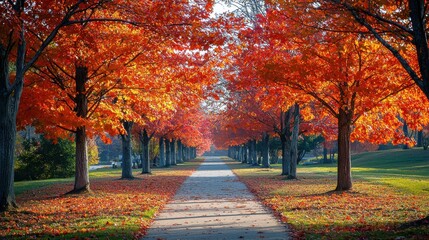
[252,140,258,165]
[182,146,187,161]
[242,144,248,163]
[140,129,151,174]
[402,120,409,149]
[280,109,292,175]
[0,100,18,211]
[323,146,329,163]
[409,0,429,96]
[71,66,90,193]
[248,140,254,164]
[191,147,196,159]
[0,42,23,210]
[165,139,171,167]
[121,121,134,179]
[247,141,251,163]
[159,137,165,167]
[418,130,423,147]
[336,108,353,191]
[171,139,177,165]
[262,132,270,168]
[177,140,183,163]
[228,147,231,158]
[288,104,300,179]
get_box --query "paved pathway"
[143,156,290,240]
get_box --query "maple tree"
[216,1,429,191]
[1,0,220,211]
[252,5,424,190]
[0,0,127,212]
[215,15,316,177]
[311,0,429,100]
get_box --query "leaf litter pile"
[0,161,201,239]
[231,167,429,239]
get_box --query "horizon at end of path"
[142,156,291,240]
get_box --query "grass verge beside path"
[225,150,429,239]
[2,158,204,239]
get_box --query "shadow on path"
[142,156,290,240]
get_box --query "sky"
[212,1,237,15]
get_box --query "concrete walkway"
[143,156,290,240]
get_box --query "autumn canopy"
[1,0,429,218]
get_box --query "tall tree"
[255,19,418,190]
[0,0,120,212]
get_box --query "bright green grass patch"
[379,177,429,195]
[14,178,73,196]
[14,159,203,196]
[227,152,429,240]
[295,148,429,194]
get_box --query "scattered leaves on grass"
[229,162,429,239]
[1,161,202,239]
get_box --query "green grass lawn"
[227,149,429,239]
[299,148,429,195]
[5,159,204,239]
[14,167,122,196]
[14,162,197,196]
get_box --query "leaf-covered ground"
[226,152,429,239]
[1,159,203,239]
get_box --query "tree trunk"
[280,134,290,175]
[0,26,25,211]
[191,147,196,159]
[336,108,353,191]
[280,109,292,175]
[403,120,409,149]
[177,140,183,163]
[323,146,328,163]
[159,137,165,167]
[71,66,90,193]
[252,140,258,165]
[418,130,423,147]
[171,139,177,165]
[121,121,134,179]
[73,126,91,192]
[248,140,254,164]
[247,141,251,163]
[288,104,300,179]
[0,90,19,211]
[141,129,151,174]
[0,101,18,211]
[409,0,429,97]
[182,146,187,161]
[262,132,270,168]
[165,139,171,167]
[242,144,247,163]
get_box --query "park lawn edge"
[2,158,205,239]
[223,153,429,240]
